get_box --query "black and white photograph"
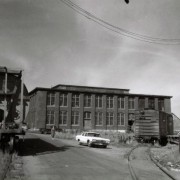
[0,0,180,179]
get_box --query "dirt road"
[15,133,132,180]
[4,133,177,180]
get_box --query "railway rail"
[127,144,177,180]
[127,145,139,180]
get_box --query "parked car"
[39,128,51,134]
[76,132,110,148]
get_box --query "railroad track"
[127,144,177,180]
[127,145,139,180]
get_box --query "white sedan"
[76,132,110,148]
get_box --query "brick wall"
[27,88,172,132]
[35,91,47,129]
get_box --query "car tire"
[78,139,82,145]
[87,140,92,147]
[103,145,107,148]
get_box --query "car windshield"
[87,133,101,137]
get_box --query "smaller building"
[26,84,172,132]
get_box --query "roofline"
[129,93,172,98]
[29,87,51,95]
[29,86,172,98]
[52,84,130,92]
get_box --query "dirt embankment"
[4,153,24,180]
[151,144,180,171]
[0,151,24,180]
[0,152,12,180]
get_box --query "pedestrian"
[51,125,56,140]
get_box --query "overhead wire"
[62,0,180,44]
[59,0,180,45]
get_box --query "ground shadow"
[18,138,72,156]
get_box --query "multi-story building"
[26,84,172,132]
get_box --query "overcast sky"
[0,0,180,117]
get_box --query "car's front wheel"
[78,139,82,145]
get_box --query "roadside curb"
[150,152,178,180]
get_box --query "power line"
[59,0,180,45]
[62,0,180,44]
[61,0,180,44]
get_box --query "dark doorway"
[84,112,92,130]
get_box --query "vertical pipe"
[20,70,24,124]
[3,67,7,128]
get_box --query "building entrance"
[84,112,91,130]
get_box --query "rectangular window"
[158,99,164,111]
[72,94,80,107]
[95,112,103,125]
[46,110,55,125]
[84,94,92,107]
[107,96,114,109]
[47,92,55,106]
[138,97,145,110]
[148,98,155,109]
[118,97,125,109]
[117,113,125,126]
[106,112,114,125]
[71,111,79,125]
[60,93,68,107]
[128,97,135,109]
[95,95,102,108]
[59,111,67,125]
[84,111,91,119]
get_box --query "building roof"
[29,85,129,96]
[29,84,172,98]
[52,84,130,91]
[127,93,172,98]
[51,84,130,94]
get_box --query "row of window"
[46,110,125,126]
[47,93,125,109]
[47,93,165,110]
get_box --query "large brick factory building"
[26,84,172,132]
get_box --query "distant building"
[26,84,172,132]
